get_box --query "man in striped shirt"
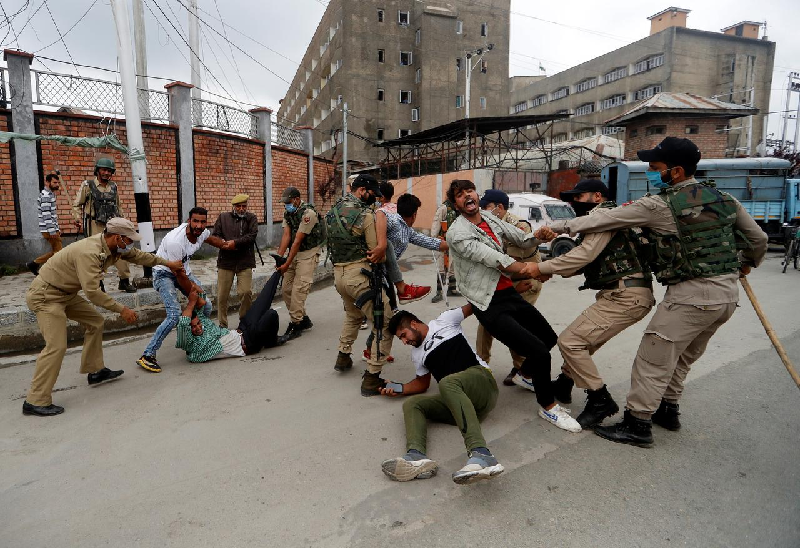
[27,173,63,275]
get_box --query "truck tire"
[551,238,576,258]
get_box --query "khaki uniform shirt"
[334,207,382,266]
[501,212,543,296]
[72,178,123,223]
[549,178,768,304]
[37,234,168,313]
[281,207,321,259]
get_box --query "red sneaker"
[362,348,394,363]
[397,284,432,304]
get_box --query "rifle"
[354,263,388,360]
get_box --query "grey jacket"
[446,211,541,311]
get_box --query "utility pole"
[110,0,156,264]
[188,0,202,123]
[342,101,348,196]
[463,43,493,167]
[132,0,150,119]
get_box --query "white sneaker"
[512,374,536,393]
[539,404,582,433]
[382,452,438,482]
[451,450,504,485]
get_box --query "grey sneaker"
[381,451,438,481]
[451,449,504,485]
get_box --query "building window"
[575,78,597,93]
[603,66,627,84]
[412,108,419,122]
[377,9,384,23]
[480,97,487,109]
[400,51,413,66]
[399,129,411,138]
[415,68,421,83]
[634,84,662,101]
[377,88,384,101]
[378,49,385,63]
[456,95,464,108]
[456,20,463,34]
[575,128,595,139]
[415,28,421,44]
[602,94,626,109]
[456,58,462,71]
[531,94,547,107]
[513,101,528,113]
[480,60,487,73]
[400,90,412,104]
[575,102,595,116]
[646,125,666,136]
[629,129,638,138]
[602,126,624,135]
[555,109,570,116]
[551,87,569,101]
[633,54,664,74]
[480,22,488,37]
[685,125,699,134]
[398,10,409,26]
[377,128,385,140]
[553,133,568,144]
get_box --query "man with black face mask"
[531,179,655,429]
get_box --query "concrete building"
[276,0,510,164]
[508,7,775,157]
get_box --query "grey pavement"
[0,247,798,547]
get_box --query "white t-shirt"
[410,308,489,381]
[213,330,246,359]
[153,223,210,275]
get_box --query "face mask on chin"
[571,201,596,217]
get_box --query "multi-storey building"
[276,0,510,164]
[508,8,775,157]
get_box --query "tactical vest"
[440,200,459,235]
[577,201,651,290]
[284,202,326,252]
[87,180,120,224]
[644,182,741,285]
[325,194,370,264]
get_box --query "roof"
[721,21,763,32]
[377,113,570,147]
[647,7,690,20]
[604,92,759,126]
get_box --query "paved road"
[1,248,798,548]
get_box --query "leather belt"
[602,278,653,291]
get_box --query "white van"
[506,193,578,257]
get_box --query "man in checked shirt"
[27,172,63,275]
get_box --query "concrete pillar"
[436,173,443,205]
[165,81,195,221]
[249,107,274,243]
[299,127,314,204]
[4,50,39,240]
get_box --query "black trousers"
[238,271,280,354]
[473,288,558,408]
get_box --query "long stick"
[740,276,800,390]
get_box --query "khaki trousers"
[89,220,130,278]
[334,262,393,374]
[475,284,541,368]
[557,286,655,390]
[25,278,106,406]
[34,232,63,264]
[216,268,253,328]
[283,251,320,323]
[627,300,737,419]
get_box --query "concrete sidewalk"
[0,250,334,355]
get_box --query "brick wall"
[312,157,339,216]
[271,146,307,221]
[193,130,265,225]
[623,116,729,161]
[36,112,180,234]
[0,111,15,237]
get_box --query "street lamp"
[464,43,493,119]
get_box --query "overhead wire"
[41,0,81,76]
[33,0,98,54]
[210,0,255,103]
[0,2,22,48]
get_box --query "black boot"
[280,322,302,343]
[361,370,386,397]
[298,315,313,331]
[118,278,137,293]
[594,410,653,447]
[576,385,619,429]
[334,351,353,372]
[26,261,41,276]
[99,280,106,293]
[652,399,681,431]
[551,373,574,404]
[502,367,517,386]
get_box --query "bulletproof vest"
[440,200,459,235]
[577,201,651,290]
[643,182,741,285]
[284,202,326,252]
[325,194,370,264]
[87,180,120,224]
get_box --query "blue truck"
[601,158,799,242]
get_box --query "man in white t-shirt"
[137,207,233,373]
[379,306,503,485]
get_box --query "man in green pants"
[380,305,502,485]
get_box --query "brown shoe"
[502,368,517,386]
[334,352,352,372]
[360,370,386,397]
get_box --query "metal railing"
[191,98,257,138]
[273,123,305,150]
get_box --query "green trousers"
[403,365,498,455]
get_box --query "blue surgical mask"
[117,237,135,254]
[285,203,297,213]
[645,169,670,189]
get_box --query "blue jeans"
[143,270,212,358]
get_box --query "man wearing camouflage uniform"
[532,180,655,429]
[547,138,767,447]
[326,174,393,396]
[430,198,459,302]
[72,157,136,293]
[475,189,544,387]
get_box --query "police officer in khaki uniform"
[23,218,183,416]
[72,157,136,293]
[326,174,393,396]
[276,186,324,341]
[474,189,544,387]
[430,199,459,302]
[532,180,655,429]
[547,138,768,446]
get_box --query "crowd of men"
[22,136,768,488]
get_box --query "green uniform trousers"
[403,365,498,455]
